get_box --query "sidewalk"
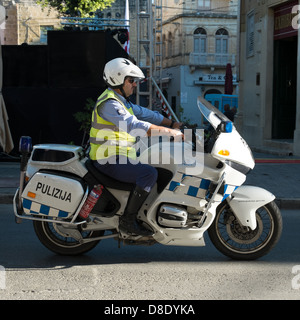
[0,161,20,205]
[246,152,300,209]
[0,152,300,209]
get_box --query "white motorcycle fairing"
[227,185,275,230]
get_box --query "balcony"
[189,53,236,68]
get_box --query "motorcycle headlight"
[225,160,251,175]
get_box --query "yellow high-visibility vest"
[89,89,136,161]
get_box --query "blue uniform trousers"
[92,156,158,192]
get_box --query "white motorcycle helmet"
[103,58,145,88]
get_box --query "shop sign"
[202,74,237,83]
[274,0,298,40]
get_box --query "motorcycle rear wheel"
[208,200,282,260]
[33,219,104,256]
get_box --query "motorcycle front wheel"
[33,219,104,256]
[208,200,282,260]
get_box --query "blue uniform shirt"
[97,89,164,137]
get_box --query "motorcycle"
[13,97,282,260]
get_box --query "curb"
[1,193,299,210]
[0,194,14,205]
[275,198,300,210]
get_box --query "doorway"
[272,36,297,139]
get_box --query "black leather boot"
[119,186,153,236]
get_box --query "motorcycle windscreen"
[197,96,232,129]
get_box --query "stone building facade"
[0,0,60,45]
[238,0,300,155]
[160,0,238,125]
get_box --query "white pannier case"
[22,144,88,218]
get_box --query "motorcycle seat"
[84,159,134,191]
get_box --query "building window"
[174,29,180,56]
[156,35,161,64]
[198,0,210,9]
[162,34,166,58]
[246,10,255,57]
[40,26,54,44]
[194,27,207,53]
[168,32,172,57]
[215,28,229,54]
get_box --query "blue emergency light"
[218,121,233,133]
[224,121,233,133]
[19,136,32,153]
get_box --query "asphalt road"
[0,204,299,301]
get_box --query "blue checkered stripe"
[23,198,69,218]
[167,173,211,199]
[167,173,238,200]
[222,185,239,201]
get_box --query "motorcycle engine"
[157,204,188,228]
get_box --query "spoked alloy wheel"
[33,219,104,256]
[208,201,282,260]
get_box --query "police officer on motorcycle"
[89,58,183,236]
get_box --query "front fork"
[16,136,33,223]
[197,172,226,229]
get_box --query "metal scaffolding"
[136,0,177,120]
[60,17,129,29]
[136,0,152,107]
